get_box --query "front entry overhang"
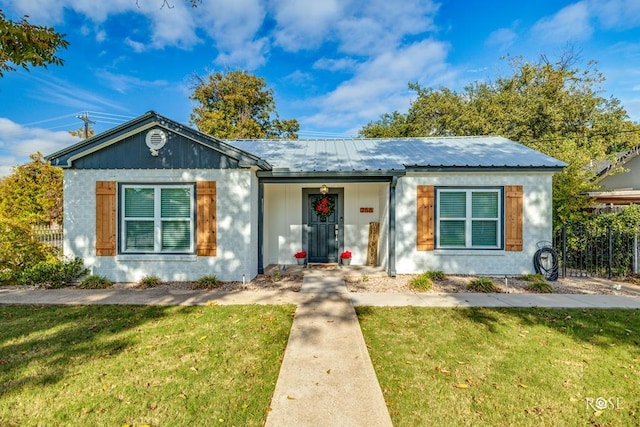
[256,172,403,277]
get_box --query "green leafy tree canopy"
[0,9,69,77]
[190,70,299,139]
[0,153,63,226]
[360,54,640,225]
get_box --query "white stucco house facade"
[47,111,565,283]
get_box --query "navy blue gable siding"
[71,129,242,169]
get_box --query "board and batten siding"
[65,169,256,283]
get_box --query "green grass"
[357,307,640,426]
[0,304,295,426]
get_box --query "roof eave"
[405,165,566,173]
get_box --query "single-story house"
[588,144,640,209]
[46,111,566,282]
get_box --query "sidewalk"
[1,286,639,309]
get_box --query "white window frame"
[120,184,195,254]
[436,188,502,249]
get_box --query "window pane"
[440,220,465,246]
[472,192,498,218]
[162,221,190,251]
[440,192,466,218]
[161,188,191,218]
[472,220,497,246]
[125,188,154,218]
[125,221,154,251]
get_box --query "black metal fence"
[553,224,639,278]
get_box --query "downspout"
[388,176,397,277]
[258,181,264,274]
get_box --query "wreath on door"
[313,195,335,219]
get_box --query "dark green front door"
[307,193,339,263]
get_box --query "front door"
[306,192,341,263]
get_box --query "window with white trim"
[121,184,195,253]
[436,188,502,249]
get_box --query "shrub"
[424,270,446,281]
[525,281,554,294]
[519,273,546,282]
[195,275,220,289]
[0,219,56,284]
[271,269,281,282]
[467,277,498,293]
[138,275,162,288]
[19,257,88,289]
[78,275,112,289]
[410,273,433,291]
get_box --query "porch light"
[320,184,329,195]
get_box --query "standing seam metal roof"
[227,136,566,173]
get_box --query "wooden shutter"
[197,181,217,256]
[505,185,523,251]
[95,181,116,256]
[416,185,435,251]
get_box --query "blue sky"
[0,0,639,176]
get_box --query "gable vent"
[145,129,167,156]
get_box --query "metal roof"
[228,136,566,173]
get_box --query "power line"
[22,114,78,127]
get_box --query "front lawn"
[0,304,295,426]
[357,307,640,426]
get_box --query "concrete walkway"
[265,270,392,427]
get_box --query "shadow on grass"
[357,306,639,348]
[475,307,639,348]
[0,304,172,398]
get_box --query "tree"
[68,126,95,139]
[0,153,63,226]
[360,54,640,225]
[190,70,299,139]
[0,9,69,77]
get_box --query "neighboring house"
[588,145,640,209]
[46,111,565,282]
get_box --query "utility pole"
[76,112,95,139]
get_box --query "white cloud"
[284,70,315,86]
[304,39,452,130]
[589,0,640,30]
[335,0,438,55]
[485,27,517,50]
[313,57,358,72]
[531,2,593,43]
[94,70,168,94]
[270,0,342,51]
[6,0,201,50]
[0,118,77,177]
[196,0,269,69]
[125,37,146,53]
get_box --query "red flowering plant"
[340,250,352,259]
[294,251,307,259]
[313,195,335,219]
